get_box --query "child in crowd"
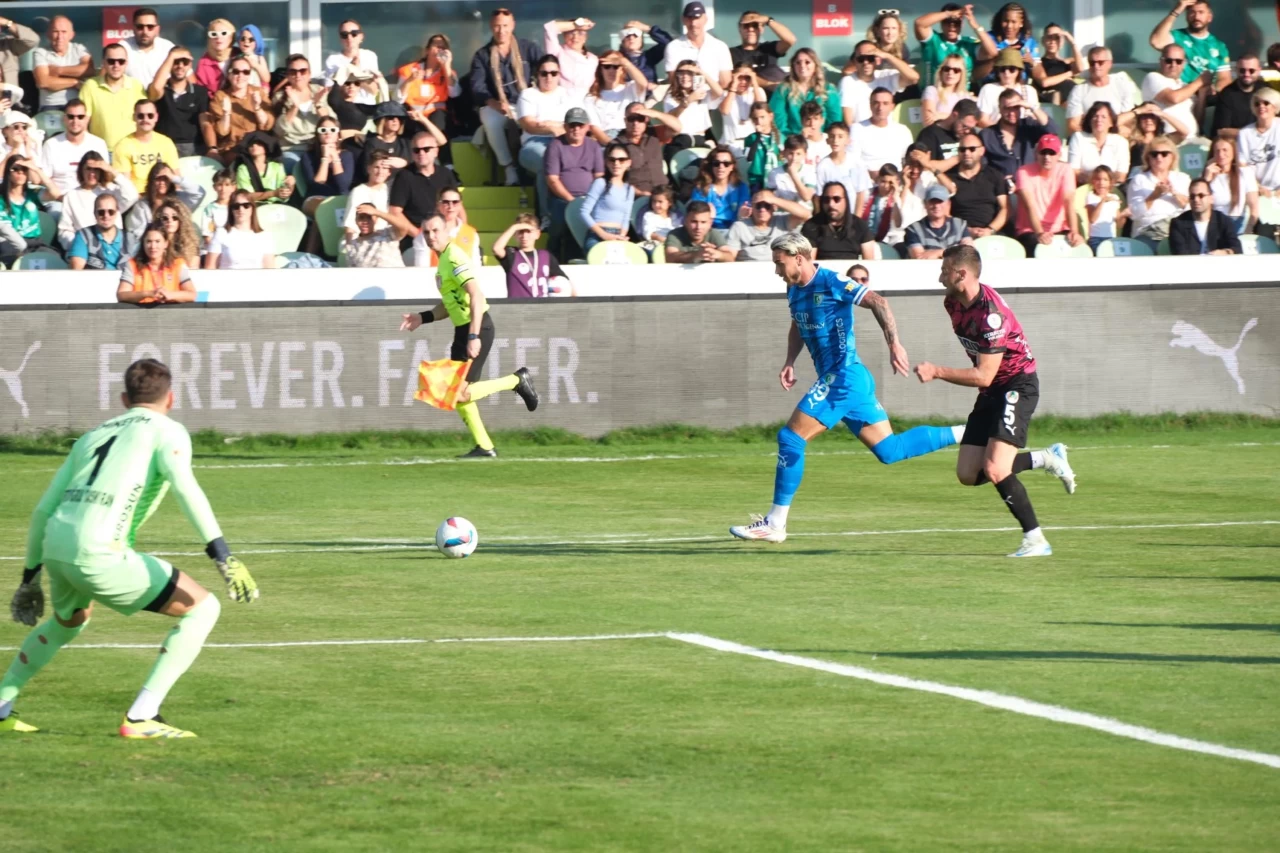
[492,212,572,298]
[196,169,236,255]
[798,101,831,171]
[1085,165,1128,252]
[765,135,816,229]
[741,102,781,191]
[816,122,872,215]
[641,186,682,243]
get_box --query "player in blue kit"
[730,233,964,542]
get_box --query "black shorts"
[961,373,1039,449]
[450,313,495,381]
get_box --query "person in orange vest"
[414,185,481,267]
[116,222,196,305]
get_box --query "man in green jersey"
[400,214,540,457]
[1,359,259,739]
[913,3,998,91]
[1149,0,1232,89]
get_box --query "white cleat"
[1043,442,1076,494]
[730,514,787,543]
[1008,534,1053,558]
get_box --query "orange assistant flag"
[414,359,472,411]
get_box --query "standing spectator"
[40,100,106,197]
[518,56,576,218]
[765,135,817,228]
[1014,134,1083,253]
[273,54,331,172]
[979,90,1054,179]
[397,34,459,145]
[56,151,137,248]
[204,188,276,268]
[0,154,58,260]
[692,143,751,231]
[922,56,971,127]
[769,49,840,138]
[195,20,235,94]
[202,57,273,164]
[234,26,271,88]
[149,48,208,158]
[123,161,204,244]
[741,101,781,189]
[726,190,785,260]
[343,150,395,237]
[413,186,480,268]
[544,18,599,98]
[235,133,293,206]
[618,21,673,86]
[913,3,997,86]
[586,51,648,138]
[977,49,1040,127]
[1204,137,1258,234]
[150,200,200,267]
[1084,165,1128,251]
[111,99,178,193]
[816,122,872,212]
[1142,44,1207,139]
[719,67,768,153]
[469,8,542,187]
[986,3,1042,79]
[840,41,918,125]
[1212,56,1264,138]
[1128,135,1190,249]
[1066,47,1139,136]
[299,118,353,216]
[67,193,125,270]
[800,181,875,259]
[580,142,635,250]
[117,224,196,305]
[918,98,981,170]
[544,107,603,256]
[361,101,412,179]
[0,15,38,96]
[1237,89,1280,205]
[664,3,733,91]
[1169,178,1241,254]
[904,185,970,258]
[1067,101,1129,184]
[327,76,375,138]
[664,200,734,263]
[324,20,381,104]
[33,16,94,114]
[81,44,148,149]
[730,11,796,88]
[389,131,457,243]
[195,168,235,252]
[858,163,919,248]
[937,135,1008,237]
[493,213,570,297]
[119,8,175,88]
[343,206,407,268]
[1148,0,1232,92]
[664,60,720,149]
[856,88,914,177]
[617,102,676,196]
[1035,23,1084,106]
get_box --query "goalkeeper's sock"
[0,618,86,706]
[466,375,519,402]
[457,402,495,451]
[130,595,220,720]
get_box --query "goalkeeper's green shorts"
[46,551,178,619]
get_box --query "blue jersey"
[788,266,869,379]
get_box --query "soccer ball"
[435,517,478,558]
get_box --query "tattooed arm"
[859,289,910,375]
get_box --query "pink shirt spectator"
[196,54,227,93]
[1014,161,1076,235]
[543,22,598,99]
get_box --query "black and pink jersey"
[944,283,1036,392]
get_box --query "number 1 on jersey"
[87,435,118,486]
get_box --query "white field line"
[0,632,665,651]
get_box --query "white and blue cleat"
[1008,533,1053,558]
[1043,442,1076,494]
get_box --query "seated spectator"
[816,122,873,215]
[40,100,107,198]
[149,47,208,158]
[978,90,1054,180]
[840,41,918,125]
[196,167,235,252]
[904,185,970,258]
[236,132,294,205]
[120,9,176,88]
[33,16,94,113]
[149,200,200,267]
[1067,101,1129,183]
[123,162,204,246]
[741,100,781,189]
[203,57,273,164]
[0,154,58,260]
[798,101,832,169]
[1129,105,1187,166]
[580,142,635,251]
[1212,56,1263,138]
[327,75,376,136]
[903,142,941,201]
[234,25,270,88]
[856,88,914,178]
[765,135,816,228]
[397,34,459,144]
[81,43,148,149]
[68,193,124,270]
[361,101,412,180]
[413,186,479,268]
[195,20,234,94]
[719,67,769,154]
[664,60,719,148]
[618,103,676,196]
[769,49,840,138]
[344,150,395,237]
[858,163,919,249]
[544,18,599,98]
[117,224,196,305]
[1014,133,1084,253]
[56,152,138,249]
[727,190,786,260]
[1169,178,1243,255]
[912,3,997,90]
[937,135,1008,236]
[731,11,795,87]
[1035,23,1084,106]
[493,213,570,297]
[586,51,648,139]
[389,131,456,244]
[977,49,1040,127]
[273,54,331,172]
[0,111,39,162]
[692,144,751,231]
[1129,134,1190,249]
[111,98,178,193]
[1204,137,1257,234]
[919,98,982,171]
[518,55,577,215]
[664,200,735,263]
[343,206,407,267]
[1084,165,1129,251]
[545,108,603,256]
[324,19,381,103]
[865,12,910,74]
[1142,44,1205,139]
[986,3,1042,79]
[1237,89,1280,206]
[469,8,543,187]
[1065,46,1139,136]
[800,181,875,259]
[204,188,276,268]
[640,186,682,242]
[923,56,970,126]
[619,21,673,86]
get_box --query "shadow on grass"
[791,649,1280,665]
[1101,575,1280,583]
[398,545,843,558]
[1047,621,1280,634]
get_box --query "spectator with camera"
[397,34,459,146]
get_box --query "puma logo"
[0,341,40,418]
[1170,319,1258,395]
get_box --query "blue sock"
[869,425,956,464]
[772,426,807,507]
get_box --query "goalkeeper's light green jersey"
[26,407,223,566]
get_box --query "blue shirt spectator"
[68,223,125,270]
[580,168,636,251]
[691,180,751,231]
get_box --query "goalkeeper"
[1,358,259,739]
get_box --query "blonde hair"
[935,56,969,95]
[866,12,907,60]
[779,48,829,107]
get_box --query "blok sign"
[812,0,853,36]
[103,7,139,46]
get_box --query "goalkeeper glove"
[11,566,44,626]
[215,556,259,603]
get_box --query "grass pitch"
[1,419,1278,852]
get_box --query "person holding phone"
[397,33,459,145]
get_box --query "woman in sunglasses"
[123,162,205,248]
[719,65,768,154]
[585,50,648,138]
[195,18,235,93]
[580,142,635,250]
[204,188,276,269]
[1128,103,1188,169]
[413,187,480,268]
[324,19,381,104]
[150,200,200,267]
[663,59,720,149]
[922,56,969,126]
[117,224,196,305]
[234,24,270,87]
[203,56,274,164]
[0,154,58,261]
[1128,134,1190,250]
[300,116,354,218]
[691,144,751,232]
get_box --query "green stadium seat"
[1094,237,1154,257]
[1156,238,1171,256]
[565,197,589,249]
[669,147,709,184]
[1238,234,1279,255]
[586,241,649,264]
[876,242,899,259]
[458,186,532,209]
[451,140,495,186]
[891,99,924,136]
[178,155,224,194]
[1034,236,1093,258]
[37,211,56,246]
[256,204,308,254]
[466,209,523,232]
[1178,142,1209,175]
[971,234,1026,259]
[314,195,348,257]
[14,250,68,270]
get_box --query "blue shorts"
[796,363,887,433]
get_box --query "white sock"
[127,687,161,722]
[0,699,11,720]
[950,425,965,443]
[767,504,790,527]
[1029,450,1047,469]
[503,164,519,185]
[1024,526,1044,541]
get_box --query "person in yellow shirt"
[111,98,179,193]
[80,43,147,149]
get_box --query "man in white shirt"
[1142,43,1207,139]
[663,2,733,89]
[1237,87,1280,196]
[119,8,176,88]
[1066,46,1139,135]
[40,98,106,195]
[324,19,382,105]
[32,16,94,113]
[855,88,914,178]
[839,41,918,125]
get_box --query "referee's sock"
[457,402,495,451]
[466,375,519,402]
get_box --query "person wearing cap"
[976,48,1041,127]
[324,19,382,105]
[544,18,600,98]
[33,16,94,114]
[469,8,544,187]
[1014,133,1084,254]
[201,54,273,164]
[111,98,179,193]
[979,88,1055,180]
[360,100,411,181]
[904,184,971,258]
[1141,43,1206,139]
[1237,87,1280,209]
[618,22,674,86]
[730,11,796,89]
[544,106,604,258]
[664,3,733,93]
[935,135,1008,237]
[840,40,919,125]
[0,111,39,161]
[1065,46,1139,136]
[80,43,149,150]
[517,55,578,219]
[913,3,998,89]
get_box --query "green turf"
[1,423,1278,851]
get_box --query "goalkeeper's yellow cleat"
[0,714,38,733]
[215,556,259,603]
[120,715,197,739]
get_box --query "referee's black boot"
[458,445,498,459]
[514,367,539,412]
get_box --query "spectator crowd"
[0,0,1275,301]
